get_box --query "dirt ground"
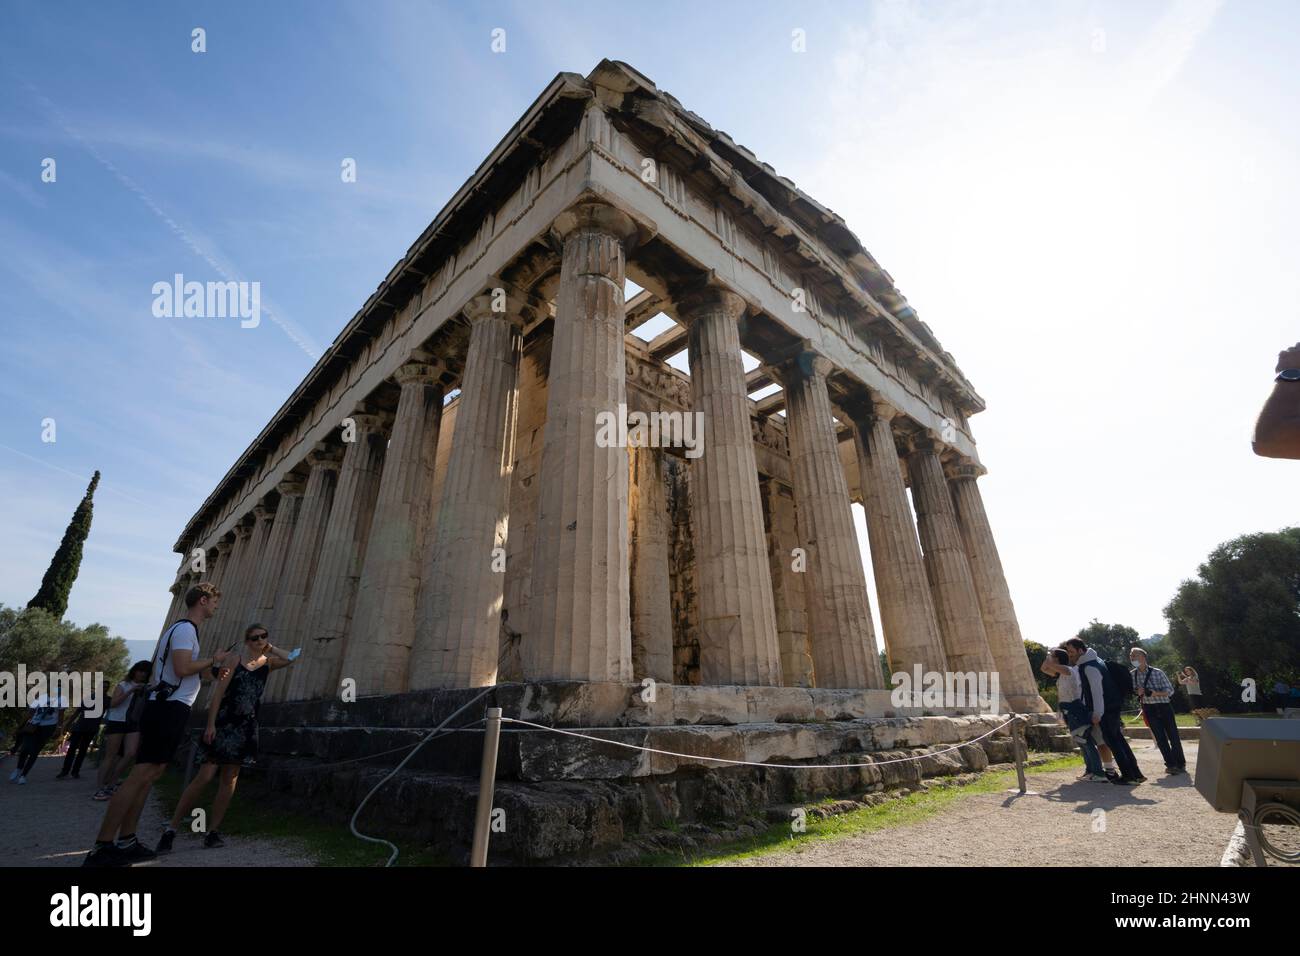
[718,739,1295,867]
[0,754,313,867]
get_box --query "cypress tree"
[28,470,100,619]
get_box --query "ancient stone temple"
[158,61,1054,861]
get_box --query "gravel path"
[0,754,314,867]
[719,740,1280,867]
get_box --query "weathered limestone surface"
[344,363,445,695]
[198,538,232,657]
[761,477,813,688]
[685,288,781,686]
[948,465,1048,711]
[265,448,340,702]
[500,335,550,683]
[851,403,949,677]
[411,299,522,689]
[628,445,673,682]
[292,413,388,701]
[231,505,274,633]
[780,354,881,689]
[251,478,305,624]
[907,439,998,675]
[525,204,635,682]
[665,455,701,684]
[206,521,253,655]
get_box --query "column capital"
[463,294,529,328]
[676,286,748,323]
[253,503,275,523]
[346,411,392,437]
[277,475,309,497]
[307,442,345,471]
[234,522,254,542]
[906,431,948,458]
[770,349,833,388]
[215,538,234,556]
[552,201,640,245]
[393,360,446,387]
[944,458,987,482]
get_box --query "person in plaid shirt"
[1130,648,1186,774]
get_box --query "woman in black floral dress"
[156,624,299,852]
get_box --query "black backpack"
[1080,658,1134,712]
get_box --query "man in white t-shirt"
[83,582,232,867]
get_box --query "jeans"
[1141,702,1185,769]
[1073,727,1104,774]
[1098,710,1142,779]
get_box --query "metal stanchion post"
[469,707,503,867]
[1013,717,1027,794]
[1005,716,1039,795]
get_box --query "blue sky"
[3,1,1298,654]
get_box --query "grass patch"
[151,771,452,867]
[632,754,1085,867]
[1121,713,1198,727]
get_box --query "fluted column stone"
[761,477,814,687]
[199,538,233,656]
[850,401,949,678]
[291,413,389,700]
[251,477,306,624]
[684,287,781,686]
[231,504,275,632]
[948,462,1048,712]
[524,203,636,683]
[906,437,998,675]
[628,444,673,682]
[778,352,881,689]
[264,445,341,702]
[412,298,524,689]
[345,362,445,695]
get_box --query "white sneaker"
[17,775,27,785]
[8,769,18,782]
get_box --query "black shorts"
[103,720,138,736]
[136,700,192,765]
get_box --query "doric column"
[524,203,636,683]
[683,286,781,686]
[264,444,341,702]
[160,576,186,633]
[411,297,523,689]
[906,436,998,675]
[199,537,233,656]
[948,461,1047,711]
[203,541,230,587]
[291,412,389,700]
[345,361,445,695]
[761,477,814,687]
[778,352,881,689]
[251,478,306,624]
[628,444,673,682]
[849,401,949,677]
[215,520,258,652]
[231,504,275,629]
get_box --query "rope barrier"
[497,714,1020,771]
[329,709,1035,862]
[348,688,494,867]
